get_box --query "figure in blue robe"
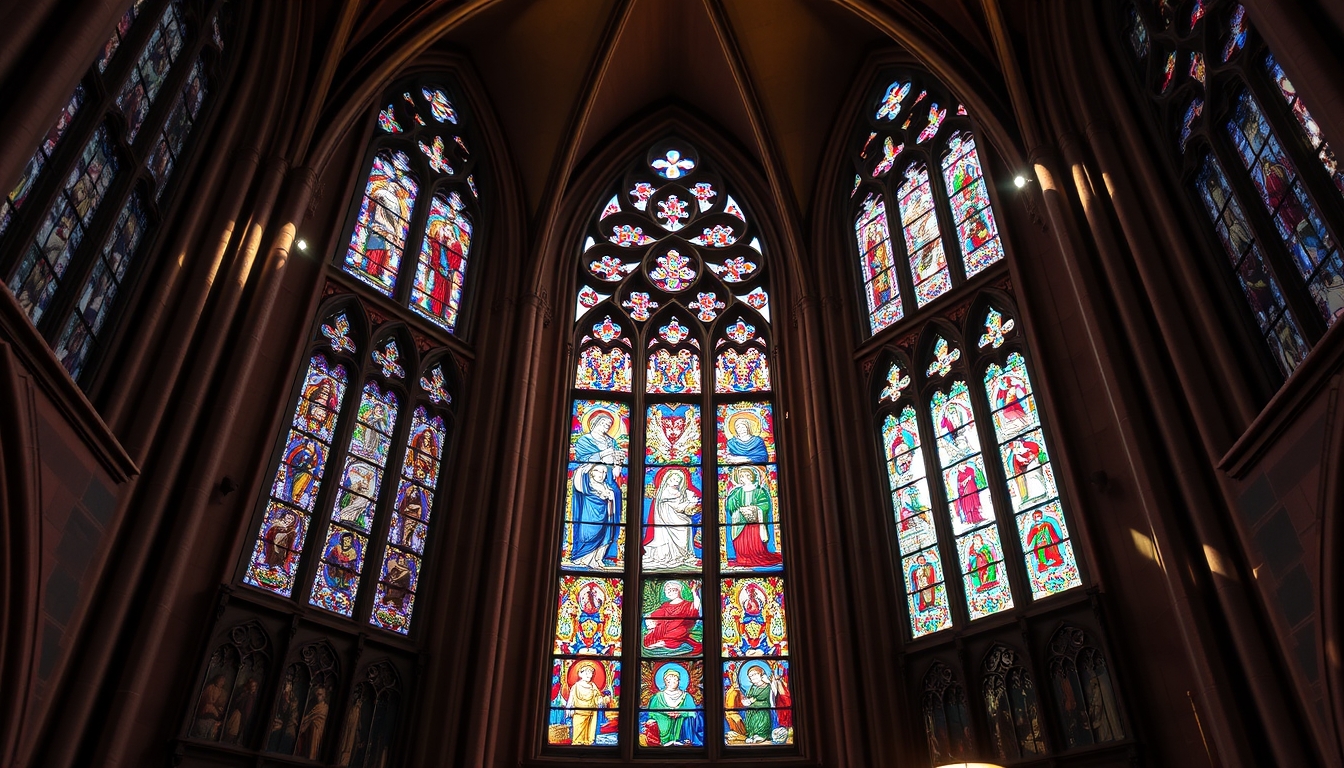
[724,417,769,464]
[569,463,622,568]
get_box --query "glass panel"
[409,192,472,332]
[723,659,793,746]
[1194,157,1307,375]
[10,125,118,325]
[941,132,1006,278]
[985,351,1082,598]
[855,193,904,333]
[343,151,419,296]
[1265,53,1344,196]
[245,356,348,596]
[310,382,400,616]
[548,659,620,746]
[146,57,208,197]
[897,164,952,306]
[884,405,952,636]
[0,85,85,237]
[931,380,1013,618]
[370,407,446,634]
[115,1,186,142]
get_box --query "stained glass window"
[336,81,483,336]
[984,353,1081,597]
[551,142,792,751]
[370,405,445,633]
[409,193,472,331]
[1,0,225,389]
[0,86,85,238]
[9,125,119,325]
[1134,1,1344,378]
[343,151,419,296]
[851,75,1008,336]
[147,58,209,197]
[115,0,186,142]
[983,645,1046,759]
[1226,89,1344,325]
[246,355,349,596]
[855,194,903,333]
[942,133,1005,278]
[309,381,400,616]
[1265,53,1344,196]
[241,308,457,639]
[1195,157,1307,374]
[883,396,951,636]
[50,192,148,377]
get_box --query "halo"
[654,661,689,691]
[566,659,607,690]
[651,465,694,492]
[731,465,762,484]
[737,659,773,690]
[584,408,618,435]
[726,412,763,436]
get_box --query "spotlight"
[1013,175,1028,189]
[296,238,309,252]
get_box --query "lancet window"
[847,69,1127,763]
[338,79,483,335]
[850,75,1005,335]
[239,300,458,637]
[546,141,795,754]
[0,0,229,382]
[1123,0,1344,378]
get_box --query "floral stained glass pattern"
[115,1,186,142]
[343,151,419,296]
[50,193,148,378]
[245,356,348,596]
[370,407,445,633]
[647,348,701,394]
[931,380,1013,620]
[0,85,85,237]
[884,407,951,637]
[985,352,1081,598]
[310,382,400,617]
[1265,53,1344,197]
[942,133,1005,278]
[855,193,904,333]
[899,164,952,307]
[10,126,119,325]
[1194,157,1307,375]
[410,193,472,331]
[1226,89,1344,325]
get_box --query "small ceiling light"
[296,238,309,252]
[1013,175,1028,189]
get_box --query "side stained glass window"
[240,306,458,637]
[851,74,1006,336]
[338,81,484,336]
[549,141,794,752]
[1131,1,1344,378]
[869,306,1083,639]
[2,0,228,386]
[10,126,120,325]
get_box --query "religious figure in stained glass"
[721,466,782,570]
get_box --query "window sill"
[1220,314,1344,478]
[0,283,137,482]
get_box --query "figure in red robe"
[955,464,987,525]
[1025,509,1065,571]
[642,581,702,655]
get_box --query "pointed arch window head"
[339,80,484,335]
[550,139,794,751]
[850,73,1006,337]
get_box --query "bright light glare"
[296,239,309,251]
[1013,175,1028,188]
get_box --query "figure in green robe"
[740,665,774,744]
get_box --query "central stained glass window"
[546,141,795,752]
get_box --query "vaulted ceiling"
[324,0,1016,218]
